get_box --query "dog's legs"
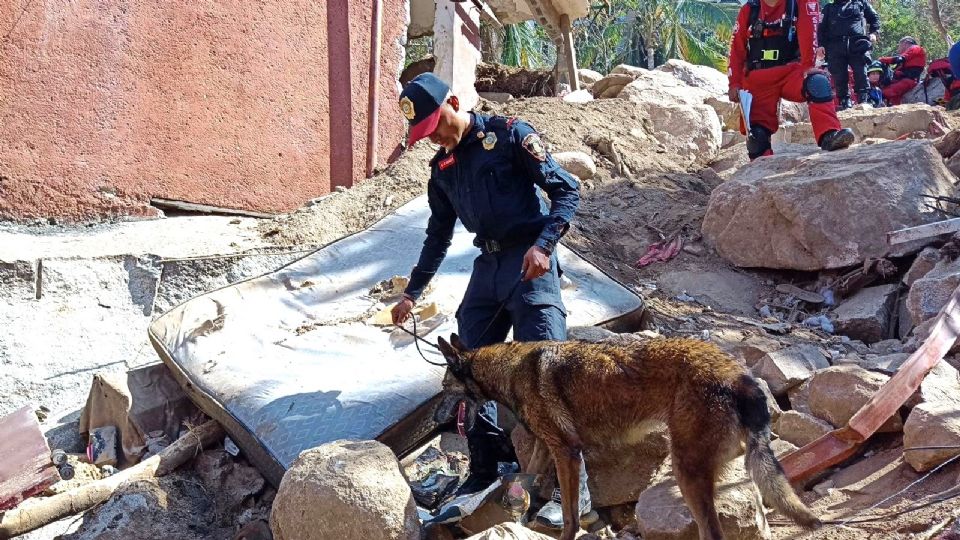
[548,444,582,540]
[669,411,727,540]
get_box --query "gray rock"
[552,151,597,180]
[907,256,960,327]
[832,285,898,344]
[806,366,902,432]
[903,401,960,472]
[702,140,956,270]
[903,247,940,287]
[753,344,830,395]
[635,467,770,540]
[270,440,420,540]
[775,410,833,447]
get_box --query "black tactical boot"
[819,128,856,151]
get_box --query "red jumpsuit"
[729,0,841,149]
[880,45,927,105]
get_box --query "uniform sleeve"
[403,177,457,301]
[905,45,926,67]
[863,1,880,34]
[511,121,580,254]
[728,5,752,88]
[879,55,895,64]
[797,0,819,69]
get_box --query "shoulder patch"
[521,133,546,161]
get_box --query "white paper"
[739,89,753,133]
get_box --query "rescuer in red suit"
[728,0,855,159]
[879,37,927,105]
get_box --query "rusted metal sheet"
[0,406,59,510]
[781,285,960,483]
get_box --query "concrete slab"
[0,216,270,261]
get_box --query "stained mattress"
[148,196,643,485]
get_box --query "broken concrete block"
[903,401,960,472]
[753,344,829,396]
[770,438,798,458]
[270,440,419,540]
[903,247,940,287]
[635,470,770,540]
[832,285,898,344]
[862,353,911,374]
[702,140,956,270]
[552,151,597,180]
[806,366,902,432]
[908,256,960,327]
[775,410,833,447]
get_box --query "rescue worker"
[817,0,880,109]
[866,60,889,107]
[390,73,587,530]
[878,36,927,105]
[728,0,856,160]
[948,40,960,110]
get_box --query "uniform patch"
[522,133,546,161]
[482,132,497,150]
[400,96,416,120]
[439,154,456,170]
[806,2,817,14]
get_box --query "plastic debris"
[802,315,835,333]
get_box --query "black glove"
[894,55,905,64]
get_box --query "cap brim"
[407,107,442,148]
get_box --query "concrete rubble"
[7,60,960,540]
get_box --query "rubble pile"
[7,59,960,540]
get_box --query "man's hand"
[391,296,415,325]
[869,33,878,43]
[521,246,551,281]
[728,85,741,103]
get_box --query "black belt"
[473,235,539,254]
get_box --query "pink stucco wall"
[0,0,407,222]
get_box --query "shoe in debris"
[534,461,593,530]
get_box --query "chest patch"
[482,132,497,151]
[439,154,456,171]
[522,133,546,161]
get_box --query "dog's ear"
[437,336,464,370]
[450,333,468,352]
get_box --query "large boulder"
[635,469,770,540]
[656,59,728,96]
[636,102,722,163]
[903,401,960,472]
[782,104,949,143]
[619,70,713,107]
[701,140,956,271]
[578,68,603,86]
[805,365,902,432]
[775,410,833,447]
[907,256,960,326]
[270,440,420,540]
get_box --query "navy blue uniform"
[404,112,580,348]
[403,112,580,480]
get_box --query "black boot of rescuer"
[819,128,855,151]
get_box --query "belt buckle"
[485,239,501,253]
[762,49,779,61]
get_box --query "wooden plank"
[887,217,960,246]
[781,284,960,483]
[0,406,60,511]
[149,198,275,219]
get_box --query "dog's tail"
[732,375,821,529]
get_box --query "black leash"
[395,273,525,367]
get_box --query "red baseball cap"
[399,73,450,147]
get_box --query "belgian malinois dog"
[434,334,820,540]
